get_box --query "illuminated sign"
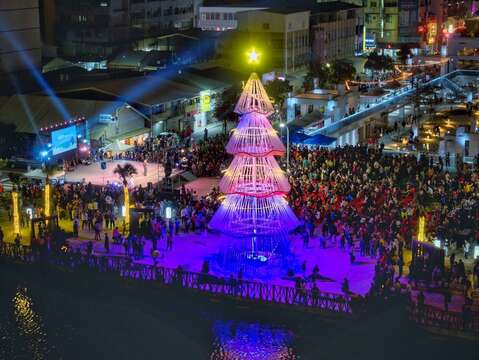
[99,113,115,124]
[200,90,212,113]
[417,216,426,242]
[365,36,376,49]
[427,22,437,45]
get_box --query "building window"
[370,1,377,7]
[263,23,270,30]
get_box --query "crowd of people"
[287,144,479,309]
[3,129,479,320]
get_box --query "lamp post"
[12,189,20,236]
[279,122,290,172]
[123,184,130,235]
[44,181,51,225]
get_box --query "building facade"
[310,2,364,64]
[419,0,448,53]
[0,0,42,74]
[54,0,200,60]
[55,0,131,59]
[220,8,310,75]
[197,4,267,31]
[365,0,400,48]
[129,0,200,33]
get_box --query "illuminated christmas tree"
[209,73,299,268]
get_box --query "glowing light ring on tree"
[209,195,298,237]
[226,112,285,157]
[220,156,290,197]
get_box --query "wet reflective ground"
[0,264,476,360]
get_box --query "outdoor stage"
[64,160,179,186]
[68,230,376,296]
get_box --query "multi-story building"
[364,0,400,49]
[55,0,201,61]
[0,0,42,75]
[198,2,268,31]
[129,0,200,34]
[310,2,364,64]
[419,0,448,53]
[219,7,310,75]
[364,0,428,52]
[399,0,422,45]
[55,0,131,60]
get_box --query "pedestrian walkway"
[66,226,376,296]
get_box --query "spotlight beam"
[3,29,72,121]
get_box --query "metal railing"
[316,69,479,136]
[0,243,354,315]
[409,303,479,335]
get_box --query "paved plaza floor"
[179,177,220,197]
[68,228,377,297]
[64,160,179,186]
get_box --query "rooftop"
[52,67,236,107]
[0,95,121,134]
[202,0,361,13]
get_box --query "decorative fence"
[409,303,479,335]
[0,243,354,316]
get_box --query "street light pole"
[280,122,290,172]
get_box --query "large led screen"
[51,126,77,155]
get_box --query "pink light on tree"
[209,73,299,262]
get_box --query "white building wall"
[197,6,267,30]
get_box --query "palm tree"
[113,163,138,186]
[113,163,137,233]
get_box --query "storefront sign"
[99,113,115,124]
[200,90,211,113]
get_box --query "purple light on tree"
[209,73,300,270]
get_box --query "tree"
[365,51,395,72]
[215,83,241,134]
[303,60,356,90]
[330,60,356,84]
[303,72,315,92]
[113,163,138,186]
[310,62,333,88]
[264,78,293,109]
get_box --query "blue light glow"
[3,29,72,121]
[211,320,296,360]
